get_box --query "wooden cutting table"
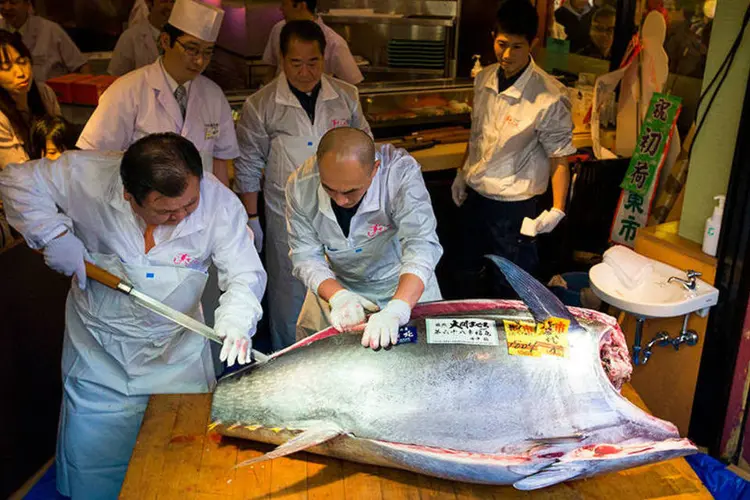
[120,384,711,499]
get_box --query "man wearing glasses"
[77,0,238,187]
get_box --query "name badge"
[205,123,219,139]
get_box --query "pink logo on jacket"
[173,253,194,266]
[367,224,390,238]
[331,118,350,128]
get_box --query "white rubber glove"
[361,299,412,349]
[216,322,253,367]
[247,217,263,254]
[43,231,89,290]
[329,289,379,331]
[451,170,468,207]
[535,208,566,234]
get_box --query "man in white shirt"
[451,0,576,298]
[263,0,363,85]
[0,0,90,82]
[77,0,237,187]
[236,20,369,351]
[287,128,443,347]
[109,0,175,76]
[0,132,265,499]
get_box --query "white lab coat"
[234,73,370,350]
[263,18,364,85]
[77,59,239,174]
[465,60,576,201]
[128,0,150,27]
[0,151,266,500]
[0,16,88,83]
[108,20,160,76]
[287,144,443,339]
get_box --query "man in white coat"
[263,0,363,85]
[0,133,266,499]
[77,0,237,187]
[235,20,370,351]
[0,0,90,82]
[108,0,175,76]
[451,0,575,299]
[288,127,443,348]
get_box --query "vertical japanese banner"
[611,93,682,247]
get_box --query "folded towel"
[602,245,654,290]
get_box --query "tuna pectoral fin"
[485,255,579,327]
[513,464,586,490]
[235,422,343,468]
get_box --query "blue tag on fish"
[396,326,417,345]
[146,272,155,278]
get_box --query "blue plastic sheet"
[23,464,68,500]
[686,453,750,500]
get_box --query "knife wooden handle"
[84,261,125,290]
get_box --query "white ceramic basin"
[589,259,719,318]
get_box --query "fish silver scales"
[209,257,696,489]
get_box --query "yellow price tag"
[504,318,570,358]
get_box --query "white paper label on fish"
[425,318,499,345]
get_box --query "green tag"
[620,93,682,196]
[545,37,570,72]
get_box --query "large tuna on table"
[210,256,696,490]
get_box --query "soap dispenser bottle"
[702,195,725,257]
[471,55,483,79]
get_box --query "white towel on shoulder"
[603,245,654,290]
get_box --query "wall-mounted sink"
[589,260,719,318]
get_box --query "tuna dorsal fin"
[485,255,579,328]
[513,464,586,490]
[235,422,343,468]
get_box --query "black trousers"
[454,189,542,299]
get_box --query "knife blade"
[128,288,223,344]
[82,261,269,364]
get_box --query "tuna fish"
[210,256,696,490]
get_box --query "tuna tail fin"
[513,464,586,490]
[485,255,579,328]
[235,422,343,468]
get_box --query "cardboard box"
[45,74,93,104]
[71,75,118,106]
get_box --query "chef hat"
[168,0,225,43]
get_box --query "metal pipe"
[633,316,646,365]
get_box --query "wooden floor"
[121,384,711,499]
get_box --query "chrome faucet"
[668,270,701,291]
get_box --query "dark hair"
[293,0,317,13]
[162,23,186,48]
[29,115,71,159]
[121,133,203,206]
[280,20,327,57]
[0,30,48,156]
[493,0,539,43]
[592,5,617,22]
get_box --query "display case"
[318,0,462,80]
[359,79,473,137]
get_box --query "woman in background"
[0,30,61,168]
[0,30,60,249]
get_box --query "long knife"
[84,261,268,363]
